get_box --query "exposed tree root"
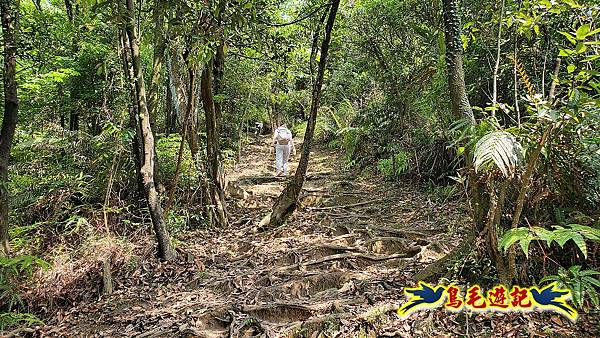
[348,224,443,240]
[307,197,389,211]
[282,313,354,338]
[135,327,174,338]
[411,230,475,281]
[242,303,314,323]
[237,175,286,185]
[5,327,37,338]
[279,250,418,272]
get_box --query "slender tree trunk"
[182,49,200,159]
[213,42,225,128]
[513,39,521,127]
[68,114,79,131]
[491,0,505,117]
[200,61,228,227]
[166,50,182,135]
[164,63,197,215]
[124,0,176,260]
[165,80,174,135]
[412,0,481,281]
[148,0,165,120]
[64,0,79,131]
[119,29,145,197]
[65,0,74,22]
[213,0,226,127]
[262,0,340,228]
[507,125,554,280]
[0,0,19,256]
[310,7,329,78]
[164,8,178,135]
[548,58,561,101]
[147,0,166,191]
[442,0,474,123]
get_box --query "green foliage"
[428,183,461,204]
[339,127,366,166]
[156,133,195,186]
[8,224,42,253]
[0,255,50,276]
[541,266,600,309]
[0,256,49,312]
[292,121,308,140]
[0,312,44,331]
[473,131,523,177]
[2,0,598,323]
[377,150,410,178]
[499,224,600,259]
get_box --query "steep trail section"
[39,137,585,337]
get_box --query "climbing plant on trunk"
[442,0,474,124]
[201,59,228,227]
[413,0,485,282]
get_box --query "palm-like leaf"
[473,131,523,177]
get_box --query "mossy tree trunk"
[442,0,475,124]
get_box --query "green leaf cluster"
[541,265,600,309]
[499,223,600,259]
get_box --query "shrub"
[376,150,410,179]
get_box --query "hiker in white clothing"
[272,124,296,176]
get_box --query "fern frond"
[473,131,523,177]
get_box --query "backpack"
[276,127,292,145]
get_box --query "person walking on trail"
[272,124,296,176]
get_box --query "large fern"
[473,131,523,177]
[499,224,600,259]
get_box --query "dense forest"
[1,0,599,336]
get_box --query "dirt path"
[38,137,588,337]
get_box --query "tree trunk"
[213,42,225,128]
[124,0,176,260]
[442,0,474,123]
[164,62,197,215]
[147,0,166,191]
[69,113,79,131]
[200,61,228,227]
[64,0,80,132]
[182,49,200,159]
[507,125,554,280]
[119,29,145,197]
[548,58,561,101]
[212,0,227,131]
[64,0,74,23]
[166,50,182,135]
[415,0,486,280]
[263,0,340,228]
[0,0,19,256]
[148,0,165,121]
[491,0,505,118]
[165,79,176,135]
[309,7,329,79]
[442,0,482,232]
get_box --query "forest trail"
[39,137,569,337]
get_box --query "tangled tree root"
[411,231,475,281]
